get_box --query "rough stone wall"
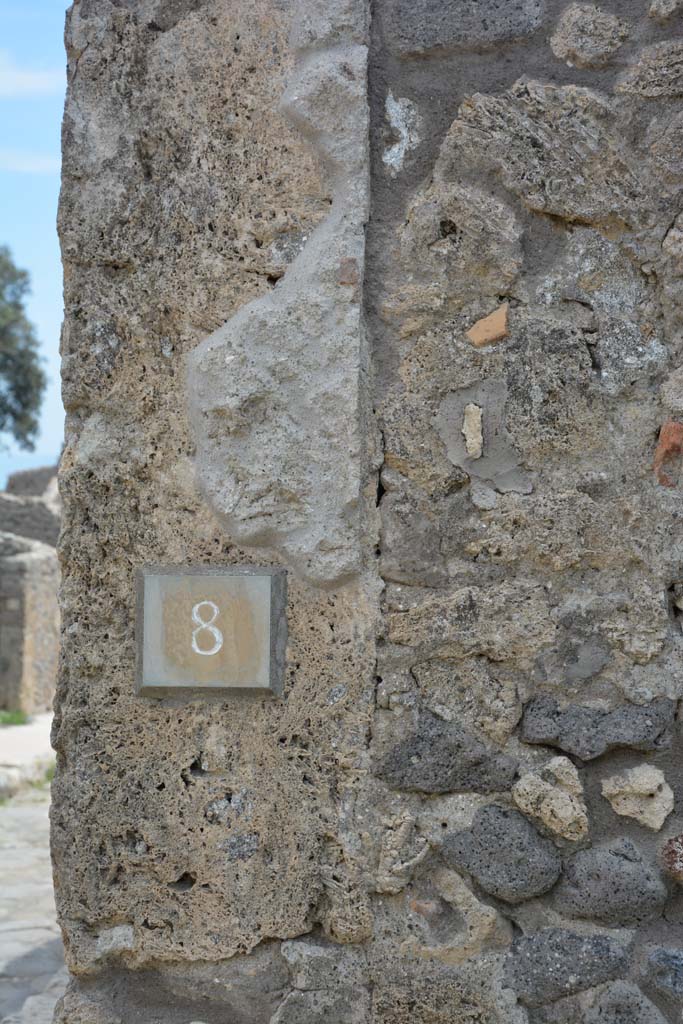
[54,2,377,1020]
[0,466,61,714]
[0,493,60,548]
[0,464,61,548]
[7,464,59,498]
[0,533,60,714]
[54,1,683,1023]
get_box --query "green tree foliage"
[0,246,46,450]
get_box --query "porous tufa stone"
[661,366,683,414]
[512,756,589,842]
[617,41,683,98]
[649,0,683,17]
[375,812,429,894]
[550,4,629,68]
[461,403,483,459]
[601,764,674,831]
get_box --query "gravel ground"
[0,788,67,1023]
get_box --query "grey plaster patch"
[382,93,422,177]
[189,39,374,587]
[435,380,532,494]
[441,805,562,904]
[470,481,497,510]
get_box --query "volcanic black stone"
[441,804,561,904]
[382,0,544,56]
[534,982,668,1024]
[375,710,518,794]
[520,695,675,760]
[646,947,683,1003]
[554,839,667,926]
[504,928,628,1007]
[584,982,668,1024]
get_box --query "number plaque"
[136,566,287,698]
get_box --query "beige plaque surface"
[136,566,286,697]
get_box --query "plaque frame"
[135,564,287,700]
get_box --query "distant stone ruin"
[0,466,59,714]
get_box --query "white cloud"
[0,149,61,174]
[0,51,64,98]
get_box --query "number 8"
[191,601,223,656]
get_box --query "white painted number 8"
[191,600,223,656]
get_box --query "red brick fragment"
[661,834,683,882]
[466,303,509,347]
[653,419,683,486]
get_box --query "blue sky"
[0,0,70,487]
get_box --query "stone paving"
[0,714,54,799]
[0,788,67,1024]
